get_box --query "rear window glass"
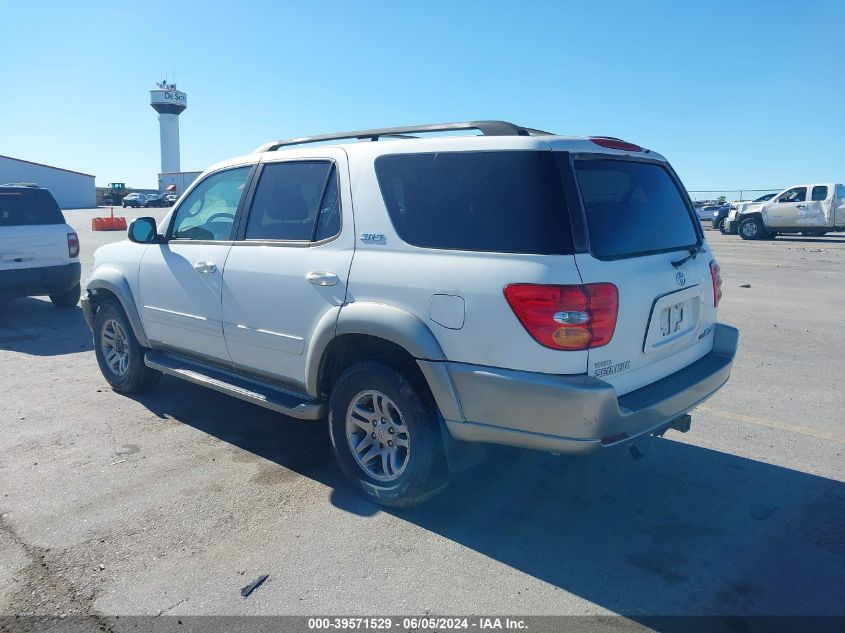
[573,159,697,259]
[0,188,64,226]
[375,151,573,254]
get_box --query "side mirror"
[128,217,161,244]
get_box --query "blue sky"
[1,1,842,192]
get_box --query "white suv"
[0,184,81,307]
[82,121,738,507]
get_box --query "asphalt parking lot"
[1,209,843,620]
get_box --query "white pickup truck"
[725,183,845,239]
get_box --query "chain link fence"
[688,188,783,206]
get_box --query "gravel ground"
[1,209,843,622]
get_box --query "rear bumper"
[435,323,738,454]
[0,262,80,300]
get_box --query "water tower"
[150,82,187,174]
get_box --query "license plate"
[644,289,701,354]
[660,302,686,337]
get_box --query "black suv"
[143,194,168,208]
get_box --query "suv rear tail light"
[588,137,643,152]
[67,232,80,258]
[504,283,618,350]
[710,260,722,307]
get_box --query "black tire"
[49,283,81,309]
[93,300,160,393]
[122,203,127,208]
[739,217,764,240]
[328,360,449,508]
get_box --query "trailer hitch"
[651,413,693,438]
[669,413,692,433]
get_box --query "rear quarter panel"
[345,142,588,375]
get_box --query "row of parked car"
[121,192,178,208]
[697,184,845,239]
[695,202,734,230]
[695,195,775,233]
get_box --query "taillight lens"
[67,232,80,258]
[710,260,722,307]
[504,283,618,350]
[588,137,643,152]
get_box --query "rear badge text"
[593,359,631,378]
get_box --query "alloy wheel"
[101,318,130,376]
[345,390,410,481]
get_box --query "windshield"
[574,159,698,259]
[0,188,65,226]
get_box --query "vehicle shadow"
[132,378,845,618]
[772,234,845,245]
[0,297,93,356]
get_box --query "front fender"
[85,267,149,347]
[740,211,764,224]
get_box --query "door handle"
[306,271,339,286]
[193,261,218,274]
[796,204,806,209]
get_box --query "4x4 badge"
[676,271,686,286]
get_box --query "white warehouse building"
[158,170,201,195]
[0,154,95,209]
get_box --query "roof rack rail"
[254,120,552,153]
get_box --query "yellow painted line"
[697,405,845,445]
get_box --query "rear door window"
[573,159,698,259]
[811,186,828,201]
[0,188,65,226]
[314,168,341,241]
[244,161,336,241]
[375,151,573,254]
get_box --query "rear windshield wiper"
[671,243,705,268]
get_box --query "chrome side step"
[144,350,325,420]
